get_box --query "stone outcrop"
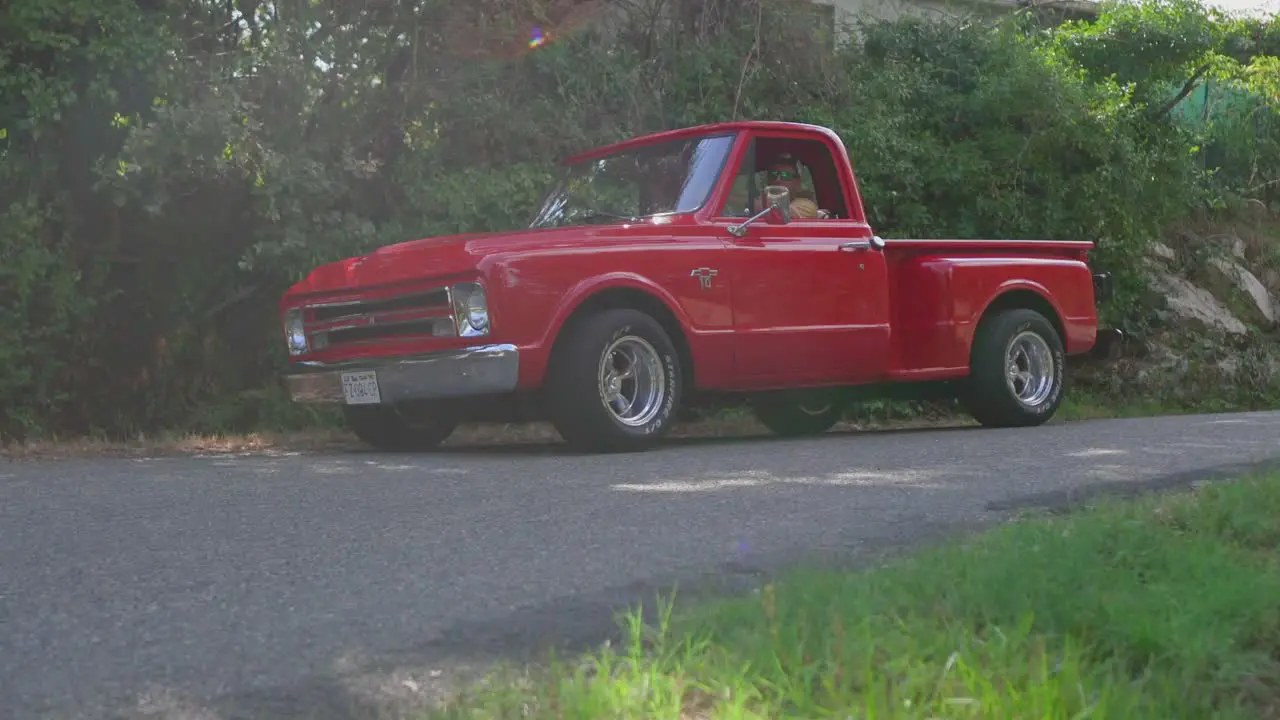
[1208,257,1276,324]
[1128,220,1280,396]
[1145,226,1277,333]
[1150,272,1249,335]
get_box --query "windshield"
[529,133,737,229]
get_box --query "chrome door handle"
[839,236,886,252]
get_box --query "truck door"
[711,133,892,386]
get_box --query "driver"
[756,152,820,219]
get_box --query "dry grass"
[0,412,977,462]
[4,390,1197,462]
[1,428,362,461]
[3,385,1193,462]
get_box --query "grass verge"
[431,471,1280,719]
[1,391,1198,460]
[0,404,971,460]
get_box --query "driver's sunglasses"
[766,169,798,182]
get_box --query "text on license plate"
[340,371,381,405]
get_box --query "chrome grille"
[303,288,456,351]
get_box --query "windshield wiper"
[579,210,641,224]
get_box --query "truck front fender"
[524,273,697,387]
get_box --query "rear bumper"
[1087,328,1125,360]
[1092,272,1114,302]
[284,343,520,404]
[1089,273,1122,360]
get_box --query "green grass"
[432,472,1280,719]
[1054,393,1193,422]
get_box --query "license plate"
[340,370,381,405]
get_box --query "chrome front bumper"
[284,344,519,404]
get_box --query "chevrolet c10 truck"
[280,121,1116,453]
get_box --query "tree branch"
[1149,63,1212,119]
[203,286,260,319]
[731,0,764,121]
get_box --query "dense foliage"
[0,0,1276,441]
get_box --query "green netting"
[1173,78,1266,127]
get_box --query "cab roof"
[560,121,844,165]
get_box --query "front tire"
[752,391,842,437]
[343,405,459,452]
[961,308,1066,428]
[545,308,683,452]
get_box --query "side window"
[719,143,757,218]
[717,137,849,220]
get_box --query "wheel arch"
[545,283,696,389]
[971,286,1067,361]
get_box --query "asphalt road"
[3,411,1280,719]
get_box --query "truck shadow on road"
[407,423,987,458]
[987,456,1280,515]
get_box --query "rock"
[1209,257,1276,324]
[1150,242,1176,261]
[1264,269,1280,294]
[1243,198,1271,220]
[1218,351,1280,382]
[1152,273,1249,335]
[1218,355,1239,375]
[1138,343,1189,381]
[1229,236,1247,260]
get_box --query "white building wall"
[561,0,1096,52]
[823,0,1015,24]
[813,0,1096,44]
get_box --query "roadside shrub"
[1194,65,1280,208]
[814,16,1198,326]
[0,0,1272,439]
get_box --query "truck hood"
[283,226,599,300]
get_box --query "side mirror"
[763,185,791,225]
[728,185,792,237]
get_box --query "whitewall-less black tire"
[961,308,1066,427]
[545,308,682,452]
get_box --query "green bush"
[0,0,1273,440]
[814,16,1199,326]
[1192,67,1280,207]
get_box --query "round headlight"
[466,290,489,331]
[452,283,491,337]
[284,309,308,355]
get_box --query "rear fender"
[972,279,1091,356]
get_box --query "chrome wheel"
[598,335,666,427]
[1006,330,1056,408]
[799,403,832,416]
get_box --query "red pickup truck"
[280,121,1116,452]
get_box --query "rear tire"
[343,405,458,451]
[961,308,1065,428]
[752,392,842,437]
[545,308,683,453]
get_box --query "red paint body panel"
[881,241,1098,381]
[279,121,1101,394]
[709,218,891,388]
